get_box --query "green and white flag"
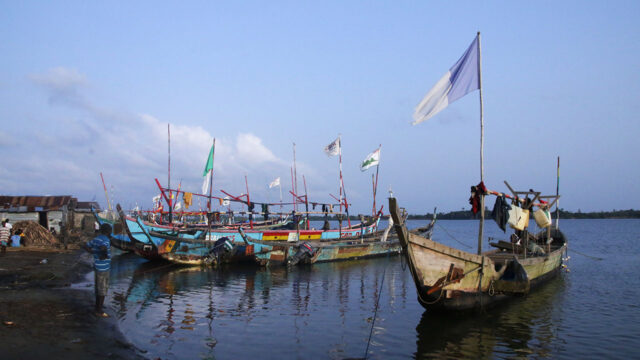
[201,143,215,194]
[360,147,380,172]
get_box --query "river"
[106,219,640,359]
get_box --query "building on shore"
[0,195,101,234]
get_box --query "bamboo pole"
[477,31,485,256]
[555,156,560,229]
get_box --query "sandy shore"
[0,247,146,359]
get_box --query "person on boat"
[82,223,112,318]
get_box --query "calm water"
[106,219,640,359]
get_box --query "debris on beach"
[12,221,59,247]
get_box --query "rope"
[568,247,603,261]
[364,252,390,359]
[436,223,473,249]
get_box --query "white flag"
[202,171,211,194]
[222,196,230,206]
[324,137,340,157]
[269,177,281,188]
[360,148,381,172]
[413,35,480,125]
[174,201,182,211]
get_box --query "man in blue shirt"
[83,223,112,317]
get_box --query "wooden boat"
[238,215,401,266]
[122,206,386,266]
[92,207,134,252]
[389,193,566,312]
[391,33,567,312]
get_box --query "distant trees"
[406,208,640,220]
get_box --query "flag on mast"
[269,177,281,188]
[324,137,340,157]
[413,35,480,125]
[201,143,215,194]
[360,147,381,172]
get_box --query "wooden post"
[555,156,560,229]
[168,123,172,224]
[477,31,485,256]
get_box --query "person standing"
[0,221,10,254]
[82,223,112,317]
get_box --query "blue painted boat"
[129,213,385,266]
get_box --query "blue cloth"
[10,235,20,247]
[86,234,111,272]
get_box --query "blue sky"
[1,1,638,214]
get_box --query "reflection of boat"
[414,275,566,358]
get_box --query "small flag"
[202,142,215,194]
[174,201,182,211]
[324,137,340,157]
[413,35,480,125]
[222,196,230,207]
[360,148,380,172]
[269,177,281,188]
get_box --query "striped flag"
[202,143,215,194]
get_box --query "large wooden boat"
[389,195,566,312]
[392,33,568,312]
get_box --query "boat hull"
[389,197,566,312]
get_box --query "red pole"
[245,175,253,229]
[100,172,112,211]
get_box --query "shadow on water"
[414,274,567,359]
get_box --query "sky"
[1,1,639,215]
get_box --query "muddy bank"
[0,248,146,359]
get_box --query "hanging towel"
[183,192,193,209]
[491,195,511,232]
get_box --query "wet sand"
[0,248,146,359]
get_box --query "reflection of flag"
[202,143,215,194]
[413,35,480,125]
[360,148,380,172]
[269,177,281,188]
[324,137,340,157]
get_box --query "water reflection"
[414,275,566,359]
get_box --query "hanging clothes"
[468,181,487,215]
[491,195,511,232]
[183,192,193,209]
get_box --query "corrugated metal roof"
[0,195,74,211]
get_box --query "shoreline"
[0,247,146,359]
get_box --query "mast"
[555,156,560,229]
[208,138,216,212]
[245,175,253,229]
[303,175,310,230]
[100,172,112,212]
[168,123,173,224]
[477,31,485,255]
[293,142,298,204]
[373,146,380,216]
